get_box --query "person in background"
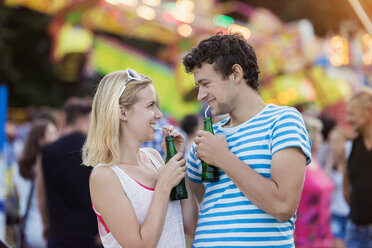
[4,121,25,246]
[294,116,334,248]
[344,87,372,248]
[180,114,203,155]
[37,97,100,248]
[324,127,349,248]
[16,107,58,144]
[183,33,311,247]
[83,69,198,247]
[4,107,58,246]
[14,120,58,248]
[316,116,337,168]
[4,122,23,167]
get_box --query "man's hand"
[194,130,230,167]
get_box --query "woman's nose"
[155,107,163,120]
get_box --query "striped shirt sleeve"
[186,143,202,183]
[270,108,312,165]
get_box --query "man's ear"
[119,105,128,121]
[231,64,244,84]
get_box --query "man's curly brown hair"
[183,33,261,91]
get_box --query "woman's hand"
[161,126,186,155]
[156,153,187,192]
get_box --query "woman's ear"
[119,105,128,121]
[231,64,244,84]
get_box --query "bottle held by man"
[201,117,220,182]
[165,135,188,200]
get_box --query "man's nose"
[197,88,207,102]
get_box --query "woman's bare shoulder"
[142,148,165,166]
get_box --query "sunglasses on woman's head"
[119,68,142,98]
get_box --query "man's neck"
[228,89,267,127]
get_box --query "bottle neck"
[165,136,177,161]
[204,117,214,133]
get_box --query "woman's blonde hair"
[82,70,152,167]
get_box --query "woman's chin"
[142,135,155,143]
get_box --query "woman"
[326,127,349,248]
[83,69,198,248]
[344,88,372,248]
[294,116,334,248]
[14,119,59,248]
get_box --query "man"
[183,33,311,247]
[37,97,100,248]
[343,88,372,248]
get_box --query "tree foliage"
[0,5,90,108]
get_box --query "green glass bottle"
[201,117,220,182]
[165,135,188,200]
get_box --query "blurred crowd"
[294,88,372,248]
[1,88,372,248]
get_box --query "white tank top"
[93,149,186,248]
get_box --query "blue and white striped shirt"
[187,104,311,247]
